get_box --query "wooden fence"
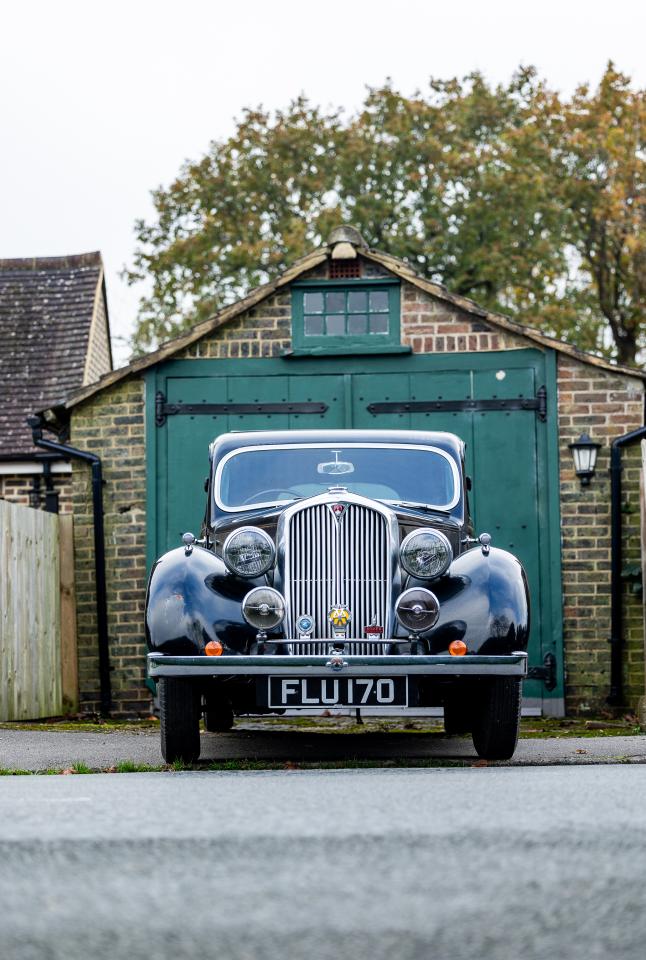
[0,501,78,720]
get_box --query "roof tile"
[0,252,105,456]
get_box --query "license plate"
[267,676,408,708]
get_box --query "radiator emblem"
[328,605,351,631]
[329,502,346,522]
[296,614,314,636]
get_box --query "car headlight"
[242,587,285,631]
[395,587,440,633]
[223,526,275,577]
[400,529,453,579]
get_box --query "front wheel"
[471,678,522,760]
[159,678,201,763]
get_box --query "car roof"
[210,429,465,462]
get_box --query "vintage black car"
[146,429,529,762]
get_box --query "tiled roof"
[0,252,105,456]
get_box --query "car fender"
[409,546,530,654]
[145,546,260,655]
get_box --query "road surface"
[1,765,646,959]
[1,725,646,769]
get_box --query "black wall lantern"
[568,432,601,486]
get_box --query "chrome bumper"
[148,652,528,679]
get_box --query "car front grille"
[284,501,392,651]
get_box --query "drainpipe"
[27,416,112,716]
[608,424,646,707]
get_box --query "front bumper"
[148,651,528,679]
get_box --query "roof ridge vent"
[327,225,367,260]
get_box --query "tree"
[555,64,646,366]
[126,65,645,365]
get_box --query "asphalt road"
[1,765,646,960]
[1,725,646,769]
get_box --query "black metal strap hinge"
[155,391,328,427]
[367,385,547,421]
[527,652,557,691]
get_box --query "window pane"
[326,291,345,313]
[348,314,367,335]
[369,290,389,312]
[303,292,324,313]
[326,314,346,336]
[348,290,367,312]
[369,314,389,334]
[304,315,324,336]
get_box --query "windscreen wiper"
[388,500,452,516]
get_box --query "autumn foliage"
[127,64,645,365]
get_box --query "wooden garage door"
[146,350,563,711]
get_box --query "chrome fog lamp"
[395,588,440,634]
[223,527,275,577]
[242,587,285,631]
[400,529,453,579]
[568,432,601,486]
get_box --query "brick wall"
[0,472,73,513]
[557,356,644,713]
[70,378,147,716]
[401,283,528,353]
[68,271,645,716]
[176,290,292,359]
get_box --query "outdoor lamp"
[568,432,601,486]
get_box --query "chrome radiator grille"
[284,501,391,651]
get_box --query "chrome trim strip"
[214,442,461,514]
[148,652,528,678]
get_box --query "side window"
[291,282,401,353]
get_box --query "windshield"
[215,443,460,512]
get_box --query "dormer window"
[291,279,401,354]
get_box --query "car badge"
[296,614,314,636]
[328,605,351,632]
[364,624,384,637]
[326,653,348,672]
[328,502,346,523]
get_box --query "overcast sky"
[2,0,644,366]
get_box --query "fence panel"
[0,500,62,720]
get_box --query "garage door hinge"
[367,385,547,421]
[154,391,328,427]
[527,652,557,690]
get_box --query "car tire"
[471,677,522,760]
[443,692,472,735]
[159,678,201,763]
[204,697,234,732]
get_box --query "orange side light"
[205,640,224,657]
[448,640,467,657]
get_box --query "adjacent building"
[0,252,112,512]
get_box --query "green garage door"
[146,349,563,712]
